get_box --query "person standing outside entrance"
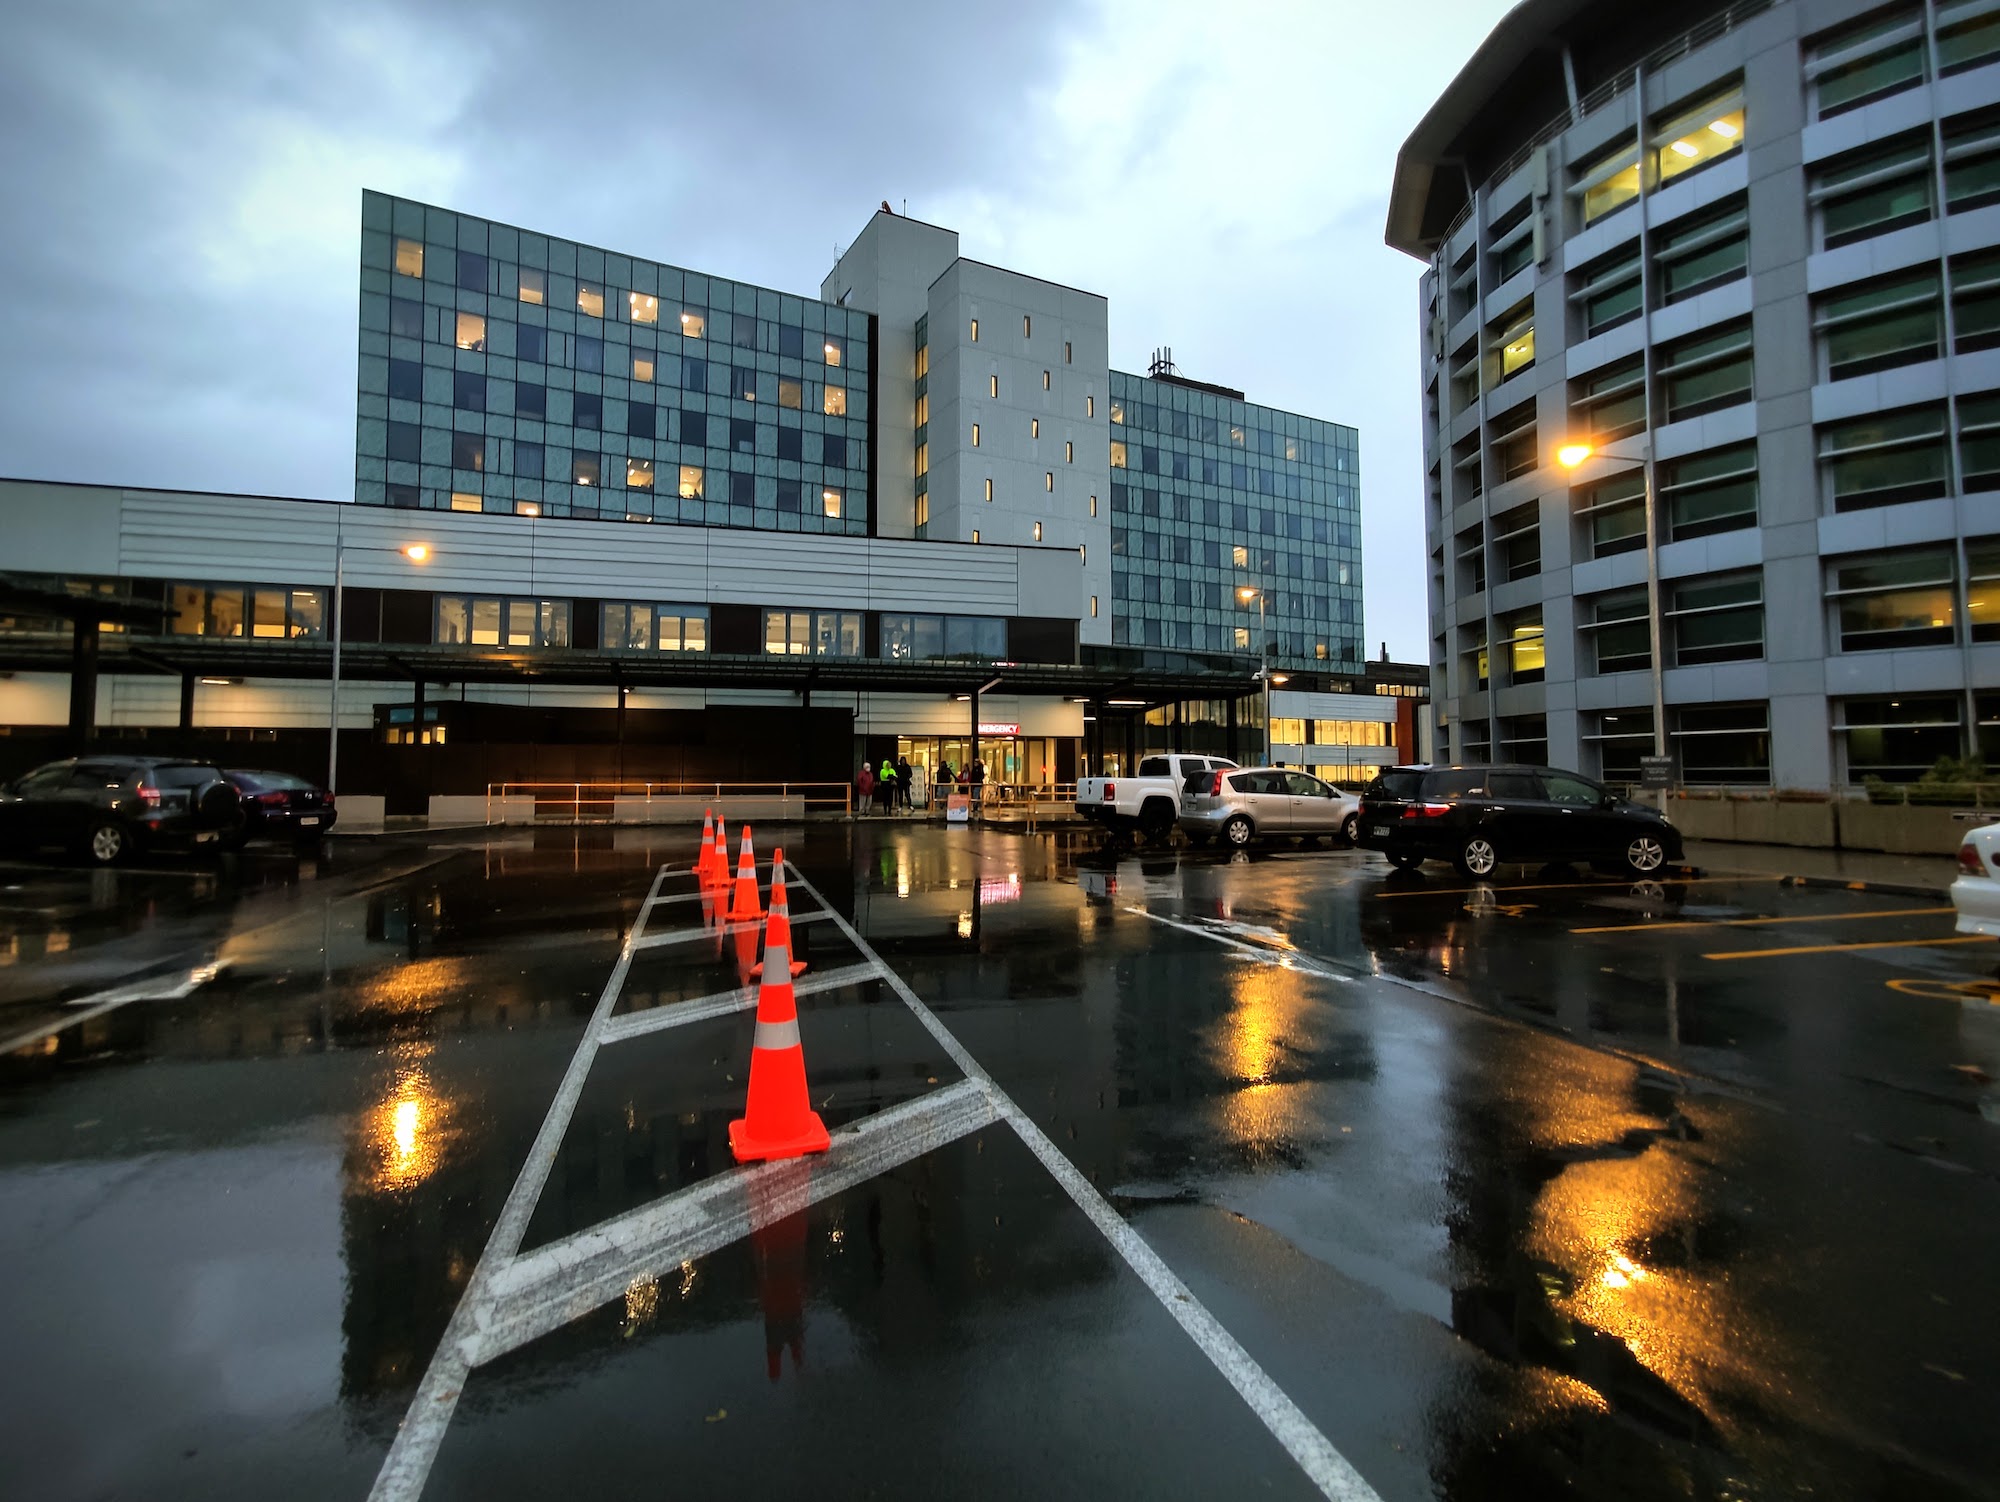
[876,758,897,815]
[855,760,874,816]
[894,754,914,813]
[970,756,986,808]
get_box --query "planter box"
[1837,801,1977,855]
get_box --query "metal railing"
[486,781,851,825]
[1644,783,2000,809]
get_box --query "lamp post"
[1237,585,1270,763]
[1559,437,1667,809]
[325,512,431,795]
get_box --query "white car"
[1952,821,2000,940]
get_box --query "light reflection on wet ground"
[0,826,1996,1500]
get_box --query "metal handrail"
[486,781,853,824]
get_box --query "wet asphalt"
[2,822,1998,1502]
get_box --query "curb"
[1776,872,1953,901]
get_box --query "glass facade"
[355,192,871,534]
[1107,371,1361,671]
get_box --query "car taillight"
[1103,782,1115,799]
[1401,802,1451,819]
[257,791,288,807]
[1960,843,1988,877]
[137,784,161,808]
[1211,771,1225,794]
[324,792,335,807]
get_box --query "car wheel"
[1623,835,1666,875]
[1456,835,1499,879]
[1223,815,1254,848]
[1341,813,1359,843]
[1139,803,1175,841]
[1386,851,1424,871]
[84,820,128,866]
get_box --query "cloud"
[0,0,1509,658]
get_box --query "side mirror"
[1601,793,1619,809]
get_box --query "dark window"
[387,421,421,463]
[456,251,487,291]
[576,335,603,374]
[730,471,754,505]
[1488,772,1545,799]
[515,381,545,420]
[389,298,423,338]
[386,484,419,509]
[1421,770,1489,799]
[388,358,422,402]
[517,325,547,364]
[574,393,602,431]
[627,402,655,439]
[732,366,756,401]
[779,325,804,358]
[515,441,544,479]
[732,312,757,348]
[454,371,485,411]
[824,433,848,467]
[777,428,802,461]
[683,357,706,392]
[730,417,755,452]
[681,411,707,447]
[451,433,486,472]
[777,479,802,511]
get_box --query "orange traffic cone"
[697,812,719,883]
[727,825,763,923]
[728,906,830,1162]
[751,850,808,980]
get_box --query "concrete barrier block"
[427,794,490,827]
[334,795,385,834]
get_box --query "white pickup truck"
[1076,753,1239,839]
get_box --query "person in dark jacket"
[970,757,987,806]
[894,755,913,811]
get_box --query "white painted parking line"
[794,869,1382,1502]
[369,864,671,1502]
[627,908,835,951]
[0,961,228,1057]
[597,960,886,1046]
[1127,907,1353,983]
[465,1078,996,1366]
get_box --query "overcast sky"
[0,0,1514,660]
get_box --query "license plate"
[1371,825,1391,838]
[298,816,320,826]
[194,831,217,844]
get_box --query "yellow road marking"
[1704,935,1990,961]
[1573,906,1953,935]
[1887,977,2000,1004]
[1369,875,1788,901]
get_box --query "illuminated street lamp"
[1559,435,1667,803]
[327,513,432,794]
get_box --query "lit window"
[1234,626,1250,648]
[1110,440,1127,468]
[1065,441,1073,463]
[455,312,486,351]
[778,378,802,409]
[1492,303,1534,380]
[633,354,655,383]
[1033,521,1043,541]
[681,308,706,338]
[972,529,980,543]
[1031,418,1040,438]
[577,281,605,318]
[1045,472,1054,491]
[1023,315,1031,338]
[1090,595,1098,617]
[971,422,980,446]
[450,491,482,512]
[1230,425,1246,445]
[628,458,655,490]
[915,343,928,377]
[1086,395,1094,418]
[1110,401,1124,424]
[824,335,845,366]
[824,384,847,416]
[1575,136,1641,224]
[518,268,546,304]
[679,464,704,499]
[394,238,423,277]
[515,501,540,517]
[573,454,601,486]
[915,442,928,477]
[1233,545,1248,566]
[629,292,658,324]
[989,375,999,398]
[984,478,993,501]
[970,318,978,341]
[1653,84,1746,187]
[822,487,843,518]
[1042,370,1051,390]
[1089,494,1098,517]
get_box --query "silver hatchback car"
[1179,766,1361,848]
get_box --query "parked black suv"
[0,757,244,865]
[1356,763,1681,878]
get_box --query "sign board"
[1638,755,1677,789]
[976,722,1020,737]
[945,793,971,824]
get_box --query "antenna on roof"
[1148,346,1177,378]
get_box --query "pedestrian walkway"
[1686,839,1961,897]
